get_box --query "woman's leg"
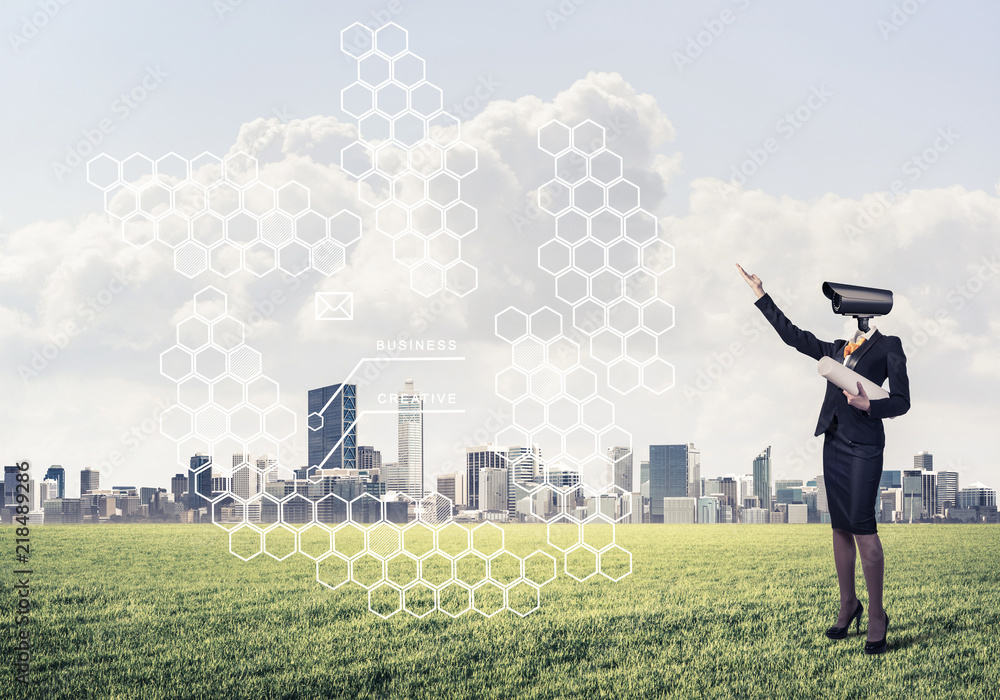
[848,440,886,641]
[832,527,859,626]
[855,533,886,641]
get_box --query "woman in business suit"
[736,264,910,654]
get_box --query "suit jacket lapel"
[844,329,882,371]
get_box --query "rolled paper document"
[817,356,890,400]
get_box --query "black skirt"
[822,417,883,535]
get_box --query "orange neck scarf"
[844,336,867,358]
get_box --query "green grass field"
[4,523,998,699]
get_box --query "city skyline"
[391,378,425,500]
[11,442,996,526]
[25,431,1000,508]
[4,6,1000,500]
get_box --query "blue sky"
[4,0,997,227]
[2,0,999,497]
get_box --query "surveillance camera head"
[822,281,893,332]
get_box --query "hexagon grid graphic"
[338,22,479,299]
[161,293,588,617]
[536,120,676,395]
[158,287,300,558]
[492,305,635,584]
[87,150,363,280]
[145,26,637,620]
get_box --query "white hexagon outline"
[563,543,600,582]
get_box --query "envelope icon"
[316,292,353,321]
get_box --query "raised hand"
[736,263,765,299]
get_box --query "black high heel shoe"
[864,611,890,655]
[825,600,863,639]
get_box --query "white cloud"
[3,71,999,494]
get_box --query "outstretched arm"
[736,263,837,361]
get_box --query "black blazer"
[754,293,910,446]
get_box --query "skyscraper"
[358,445,382,471]
[308,383,357,473]
[719,477,738,514]
[914,451,933,471]
[922,471,937,517]
[880,489,901,523]
[256,454,276,475]
[508,445,542,517]
[879,470,902,489]
[775,479,804,505]
[902,470,923,522]
[507,446,542,482]
[753,447,772,513]
[3,465,20,510]
[383,462,402,492]
[39,479,58,505]
[466,445,507,510]
[80,468,100,495]
[957,483,996,508]
[233,454,262,501]
[481,467,509,513]
[936,471,959,513]
[170,474,186,504]
[45,465,65,499]
[687,444,701,500]
[211,472,230,496]
[705,478,721,497]
[187,453,212,510]
[608,446,633,493]
[436,472,467,508]
[816,474,828,515]
[775,479,804,489]
[397,379,424,499]
[549,464,583,516]
[648,444,690,523]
